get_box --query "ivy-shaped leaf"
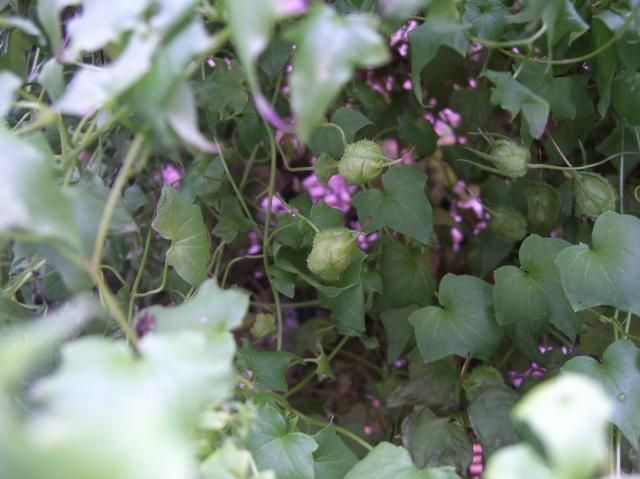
[288,4,389,141]
[237,341,296,392]
[409,274,503,363]
[402,408,473,473]
[312,426,358,479]
[555,211,640,316]
[493,235,584,342]
[0,129,81,250]
[517,62,576,121]
[191,58,249,120]
[463,0,509,41]
[139,279,249,333]
[247,404,318,479]
[151,186,210,287]
[381,306,418,363]
[484,70,550,139]
[467,385,519,457]
[563,340,640,447]
[224,0,303,91]
[352,167,433,245]
[410,18,468,104]
[344,442,459,479]
[509,0,588,48]
[379,241,435,308]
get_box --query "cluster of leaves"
[2,0,640,477]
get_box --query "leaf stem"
[262,122,284,351]
[91,133,147,272]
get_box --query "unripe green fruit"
[490,206,528,242]
[338,140,387,185]
[527,183,561,227]
[488,139,530,178]
[307,228,358,281]
[574,172,616,219]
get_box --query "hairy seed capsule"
[488,139,530,178]
[307,228,358,281]
[338,140,387,185]
[490,206,528,242]
[574,172,616,219]
[527,183,561,227]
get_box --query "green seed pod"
[490,206,528,242]
[574,172,616,219]
[338,140,387,185]
[468,139,530,178]
[307,228,358,281]
[314,153,339,184]
[527,183,561,227]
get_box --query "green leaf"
[463,0,508,41]
[409,18,468,104]
[512,373,613,478]
[28,328,239,479]
[191,58,249,119]
[593,13,618,116]
[63,0,149,58]
[344,442,460,479]
[563,340,640,447]
[247,404,318,479]
[410,274,503,362]
[0,296,96,389]
[467,385,519,457]
[288,5,389,141]
[388,354,461,408]
[0,70,20,117]
[201,441,273,479]
[0,129,81,250]
[484,70,550,139]
[554,211,640,316]
[318,251,367,335]
[381,305,418,363]
[224,0,301,91]
[139,279,249,333]
[151,186,210,287]
[379,241,434,308]
[493,235,584,343]
[308,108,373,158]
[57,34,159,115]
[312,426,358,479]
[211,197,255,243]
[402,408,472,473]
[397,114,437,158]
[509,0,588,47]
[352,167,433,245]
[484,445,553,479]
[516,62,576,121]
[237,341,296,392]
[37,0,77,52]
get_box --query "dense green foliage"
[1,0,640,477]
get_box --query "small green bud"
[574,173,616,219]
[307,228,358,281]
[338,140,387,185]
[488,139,530,178]
[527,183,561,227]
[314,153,339,184]
[490,206,528,242]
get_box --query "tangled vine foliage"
[2,0,640,478]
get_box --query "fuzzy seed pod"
[527,183,561,227]
[338,140,387,185]
[490,206,528,242]
[574,173,616,219]
[469,139,530,178]
[307,228,358,281]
